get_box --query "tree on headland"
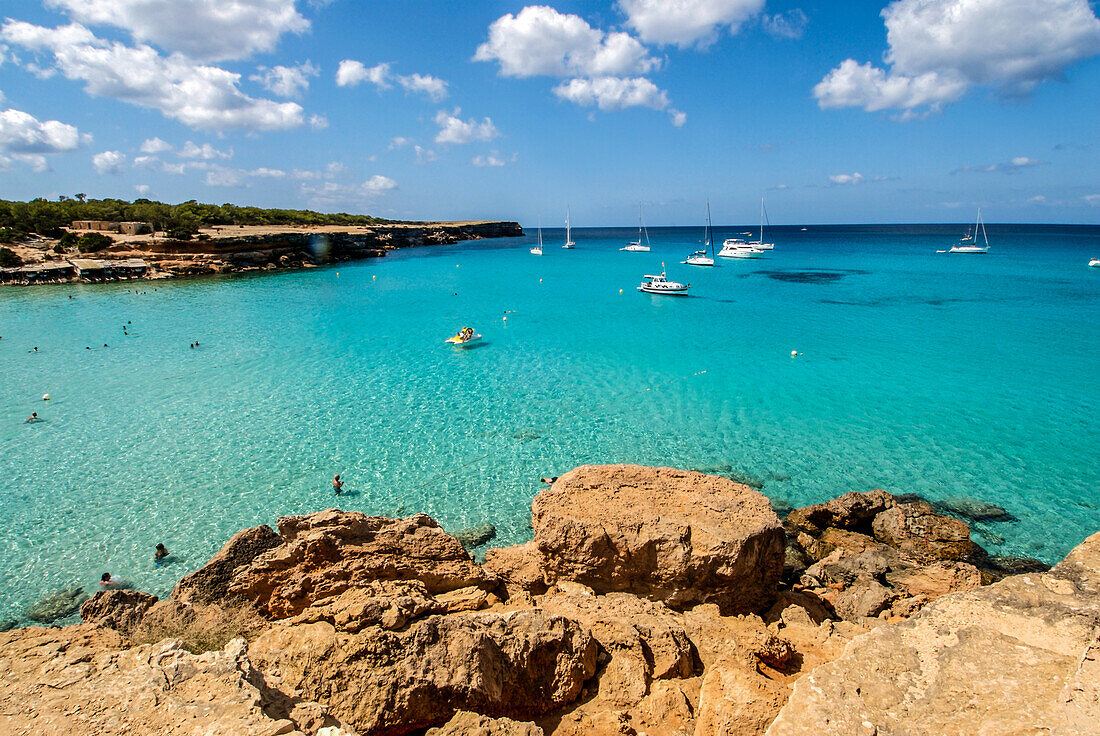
[76,233,113,253]
[0,197,392,238]
[0,247,23,268]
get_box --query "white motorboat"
[718,237,763,258]
[562,207,575,249]
[621,204,652,252]
[1090,258,1100,268]
[948,209,989,253]
[683,200,716,266]
[530,218,543,255]
[638,267,690,294]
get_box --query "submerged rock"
[533,465,785,613]
[724,470,766,490]
[24,586,88,624]
[935,495,1015,522]
[453,522,497,549]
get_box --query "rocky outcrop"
[249,610,598,735]
[80,589,158,634]
[0,625,340,735]
[531,465,785,613]
[427,711,544,735]
[176,510,498,631]
[767,530,1100,736]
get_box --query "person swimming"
[333,474,344,495]
[154,543,169,566]
[100,573,120,587]
[25,412,39,423]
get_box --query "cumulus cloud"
[0,106,85,154]
[44,0,309,62]
[134,183,149,194]
[389,136,410,149]
[92,149,126,174]
[179,141,232,160]
[1084,194,1100,205]
[815,0,1100,115]
[553,76,669,111]
[308,113,327,130]
[1,21,306,131]
[433,108,500,145]
[472,150,516,167]
[952,156,1049,174]
[139,136,171,153]
[829,172,865,185]
[251,61,318,98]
[761,9,808,40]
[335,59,390,88]
[414,145,437,163]
[301,175,397,208]
[397,73,448,101]
[618,0,765,48]
[475,6,657,77]
[205,167,242,187]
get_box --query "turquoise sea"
[2,224,1099,625]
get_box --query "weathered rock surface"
[532,465,785,613]
[79,588,158,634]
[871,500,981,563]
[249,609,598,735]
[485,541,549,598]
[767,531,1100,735]
[0,625,335,735]
[177,510,497,629]
[427,711,544,735]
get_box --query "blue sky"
[1,0,1098,225]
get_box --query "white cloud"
[952,156,1049,174]
[397,73,448,101]
[475,6,657,78]
[44,0,309,62]
[472,150,516,167]
[251,61,318,98]
[1083,194,1100,206]
[249,167,285,178]
[815,0,1100,115]
[389,136,410,149]
[618,0,765,48]
[414,145,437,163]
[2,22,306,131]
[0,106,85,155]
[829,172,865,185]
[205,167,242,186]
[762,9,808,40]
[92,149,126,174]
[134,183,149,195]
[335,59,390,88]
[179,141,232,160]
[669,108,687,127]
[308,113,328,130]
[553,76,669,111]
[433,108,500,145]
[139,136,171,153]
[132,154,159,168]
[301,175,397,208]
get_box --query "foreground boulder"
[532,465,785,613]
[175,510,497,629]
[0,625,338,735]
[767,531,1100,735]
[80,589,158,634]
[249,609,598,735]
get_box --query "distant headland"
[0,197,523,285]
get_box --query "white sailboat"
[562,207,575,249]
[530,218,543,255]
[621,204,652,252]
[683,200,716,266]
[751,197,775,250]
[948,209,989,253]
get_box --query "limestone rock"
[870,501,980,563]
[784,489,895,537]
[427,711,544,735]
[173,524,281,604]
[249,609,598,735]
[767,531,1100,736]
[485,542,548,597]
[453,523,497,549]
[0,625,331,735]
[884,560,983,598]
[532,465,784,613]
[79,589,158,634]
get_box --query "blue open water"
[1,224,1098,625]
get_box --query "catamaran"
[683,200,716,266]
[621,204,652,252]
[562,207,575,249]
[948,209,989,253]
[530,218,543,255]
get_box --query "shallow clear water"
[2,224,1099,625]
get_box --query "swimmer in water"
[25,412,39,423]
[100,573,120,587]
[154,543,169,565]
[333,474,344,496]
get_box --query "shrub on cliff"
[0,247,22,267]
[76,232,113,253]
[58,232,78,250]
[167,228,194,240]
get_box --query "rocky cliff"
[1,465,1096,736]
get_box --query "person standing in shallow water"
[333,474,344,496]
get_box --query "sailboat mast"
[566,207,571,244]
[705,199,713,255]
[978,208,988,247]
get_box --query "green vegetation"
[76,232,114,253]
[0,247,22,268]
[0,196,391,238]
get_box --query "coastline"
[0,220,524,286]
